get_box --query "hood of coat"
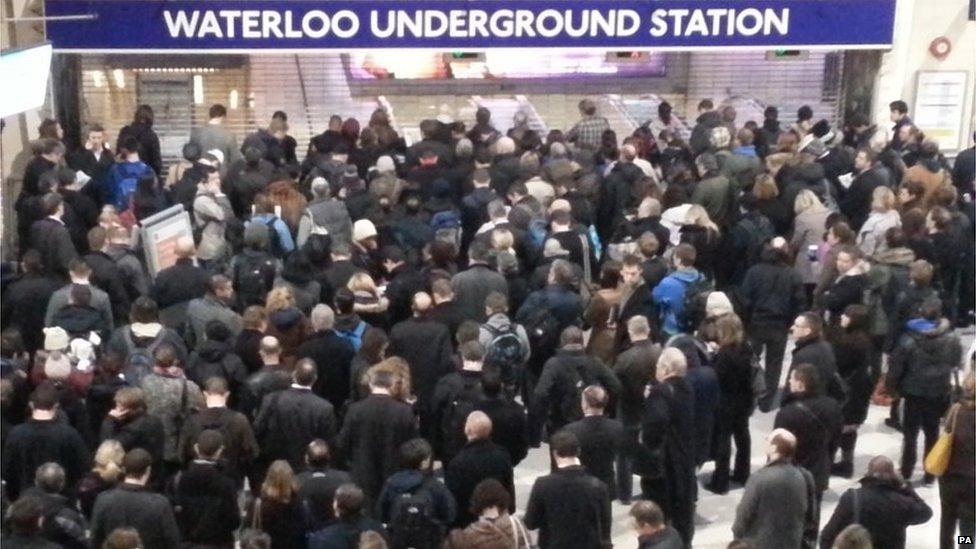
[51,305,102,332]
[873,246,915,266]
[792,161,826,183]
[196,339,230,362]
[838,260,871,280]
[270,307,304,331]
[353,292,389,314]
[384,470,429,494]
[457,515,518,548]
[906,317,951,337]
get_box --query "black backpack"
[234,253,277,307]
[559,359,595,425]
[678,274,713,334]
[523,300,561,373]
[441,376,484,459]
[739,215,775,268]
[483,323,524,387]
[263,217,287,258]
[389,479,441,549]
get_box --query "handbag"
[924,403,960,477]
[870,374,895,407]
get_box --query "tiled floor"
[509,328,974,548]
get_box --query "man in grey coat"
[192,163,235,269]
[732,428,815,549]
[45,258,114,333]
[451,241,508,323]
[296,176,353,248]
[189,104,240,175]
[184,274,244,350]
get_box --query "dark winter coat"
[637,527,685,549]
[530,348,621,438]
[297,467,354,530]
[178,406,258,485]
[0,273,60,352]
[30,217,78,278]
[732,460,814,549]
[84,250,131,322]
[516,285,585,335]
[246,496,306,549]
[118,122,163,175]
[376,470,457,539]
[639,376,697,520]
[564,415,625,496]
[822,267,870,323]
[613,340,662,425]
[476,396,530,466]
[840,166,888,230]
[1,418,90,500]
[820,476,932,549]
[20,487,88,549]
[172,461,241,546]
[50,304,108,339]
[389,315,454,406]
[432,370,486,462]
[185,340,248,404]
[774,393,843,492]
[713,342,756,418]
[785,337,841,403]
[523,465,612,549]
[887,318,963,399]
[255,387,337,468]
[150,256,208,305]
[307,516,388,549]
[445,439,515,527]
[99,412,166,470]
[739,258,806,326]
[241,365,291,419]
[452,264,509,322]
[830,327,873,425]
[296,330,356,411]
[90,483,180,549]
[336,393,418,502]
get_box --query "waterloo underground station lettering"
[161,8,792,41]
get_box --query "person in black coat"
[49,284,110,340]
[254,360,337,470]
[381,246,427,325]
[445,411,515,527]
[307,484,388,549]
[171,430,241,548]
[563,385,624,499]
[828,304,874,478]
[17,139,63,251]
[83,227,130,323]
[821,246,870,328]
[2,383,90,501]
[820,456,932,549]
[30,193,78,280]
[614,254,656,352]
[784,312,843,405]
[524,430,612,549]
[149,238,209,322]
[840,149,887,231]
[388,292,455,438]
[90,448,181,549]
[429,279,466,347]
[99,387,167,480]
[1,251,61,353]
[117,105,163,176]
[639,348,698,546]
[296,439,353,531]
[475,368,529,466]
[336,369,419,504]
[67,124,116,205]
[704,315,756,494]
[296,304,356,411]
[529,328,621,445]
[739,239,807,411]
[775,363,843,506]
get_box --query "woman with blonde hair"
[347,271,390,329]
[247,460,305,549]
[857,186,901,257]
[364,356,413,403]
[704,313,755,494]
[679,204,721,278]
[76,439,125,519]
[791,189,830,292]
[264,286,311,365]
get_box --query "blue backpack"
[336,321,367,351]
[429,209,462,247]
[110,162,152,211]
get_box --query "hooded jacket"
[651,268,704,336]
[297,197,353,248]
[887,318,963,399]
[376,470,457,535]
[781,162,832,215]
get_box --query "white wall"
[875,0,976,152]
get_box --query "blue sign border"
[45,0,895,52]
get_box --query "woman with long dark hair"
[118,105,163,176]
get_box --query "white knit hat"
[43,327,69,351]
[376,156,396,174]
[353,219,377,242]
[705,291,735,319]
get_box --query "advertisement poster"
[140,205,194,277]
[914,71,969,152]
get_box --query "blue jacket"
[247,213,296,253]
[107,161,154,211]
[651,269,702,336]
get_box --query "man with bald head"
[732,428,815,549]
[564,385,625,499]
[445,410,515,527]
[388,292,455,439]
[242,336,291,418]
[149,235,209,318]
[296,304,356,410]
[820,455,932,549]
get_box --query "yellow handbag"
[924,404,960,477]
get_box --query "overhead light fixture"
[193,74,204,105]
[91,70,105,88]
[112,69,125,88]
[229,89,239,109]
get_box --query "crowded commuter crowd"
[2,96,974,549]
